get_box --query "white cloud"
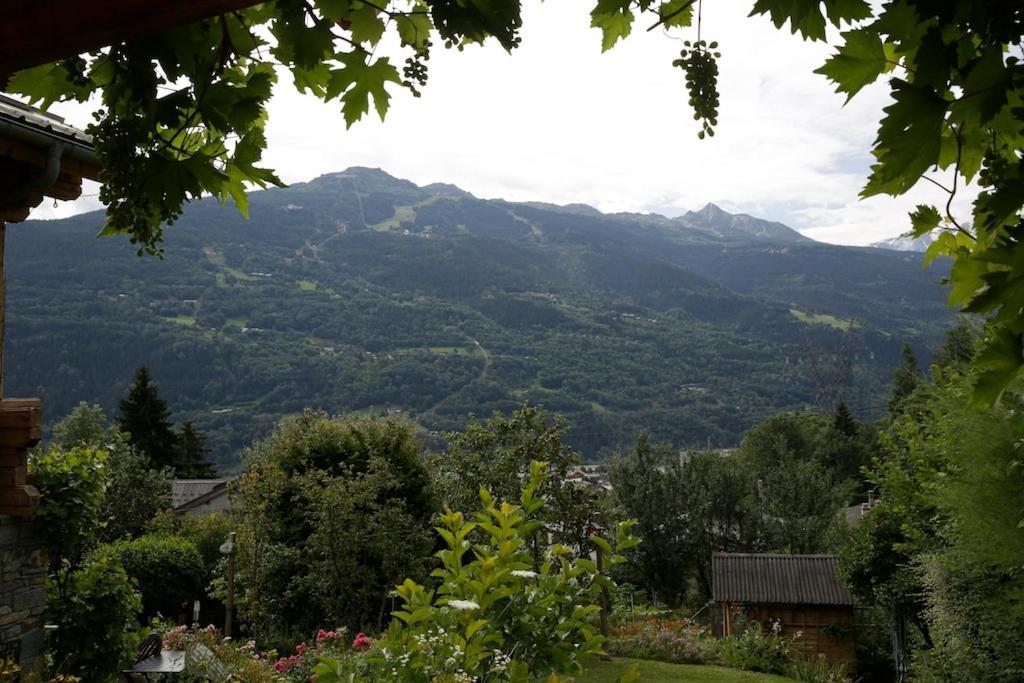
[30,1,974,246]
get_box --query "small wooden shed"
[712,552,856,666]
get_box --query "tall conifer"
[117,366,177,471]
[888,343,921,416]
[175,421,217,478]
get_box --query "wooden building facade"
[712,552,857,667]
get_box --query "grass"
[203,247,258,282]
[373,204,417,231]
[789,308,856,331]
[577,658,795,683]
[297,279,318,291]
[167,315,196,326]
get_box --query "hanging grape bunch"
[673,40,720,139]
[402,40,432,98]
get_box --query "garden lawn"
[578,658,795,682]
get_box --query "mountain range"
[870,231,937,253]
[6,168,954,466]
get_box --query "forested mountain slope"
[6,168,952,466]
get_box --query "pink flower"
[316,629,338,644]
[351,632,373,651]
[274,659,288,673]
[296,642,307,656]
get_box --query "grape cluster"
[402,41,432,97]
[60,56,92,87]
[673,40,720,139]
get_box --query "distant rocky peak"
[311,166,418,192]
[695,202,730,222]
[870,231,938,253]
[680,203,810,244]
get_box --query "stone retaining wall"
[0,514,47,673]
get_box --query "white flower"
[511,570,537,579]
[447,599,480,611]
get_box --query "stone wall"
[0,515,47,673]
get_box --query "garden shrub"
[715,622,794,674]
[30,446,109,571]
[98,533,205,621]
[606,617,713,664]
[47,556,141,683]
[236,413,437,638]
[324,461,640,682]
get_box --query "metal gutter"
[0,141,65,204]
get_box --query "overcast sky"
[30,0,973,245]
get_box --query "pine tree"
[117,366,178,471]
[175,421,217,478]
[889,343,922,416]
[832,401,858,437]
[933,323,976,370]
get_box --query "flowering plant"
[313,461,639,683]
[607,617,715,664]
[716,620,795,674]
[351,633,373,651]
[161,623,363,682]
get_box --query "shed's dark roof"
[171,479,229,509]
[712,553,854,606]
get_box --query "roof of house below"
[172,479,230,510]
[712,552,854,607]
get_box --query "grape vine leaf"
[862,80,948,197]
[6,62,90,108]
[349,3,388,46]
[909,204,941,237]
[751,0,871,41]
[750,0,827,41]
[591,0,634,52]
[923,231,957,267]
[397,2,433,48]
[951,45,1013,126]
[822,0,872,26]
[314,0,352,21]
[327,52,402,126]
[973,328,1024,406]
[815,30,887,102]
[657,0,694,28]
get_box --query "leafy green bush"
[149,509,236,577]
[715,622,793,674]
[236,413,436,638]
[98,534,205,621]
[29,446,109,571]
[47,555,141,683]
[332,461,639,682]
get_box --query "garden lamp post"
[219,531,237,638]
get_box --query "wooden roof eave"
[0,0,267,79]
[0,123,100,182]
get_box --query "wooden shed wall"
[748,603,855,666]
[715,602,856,667]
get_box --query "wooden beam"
[0,399,43,516]
[0,0,267,77]
[0,221,4,399]
[0,136,100,182]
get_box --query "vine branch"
[646,0,697,32]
